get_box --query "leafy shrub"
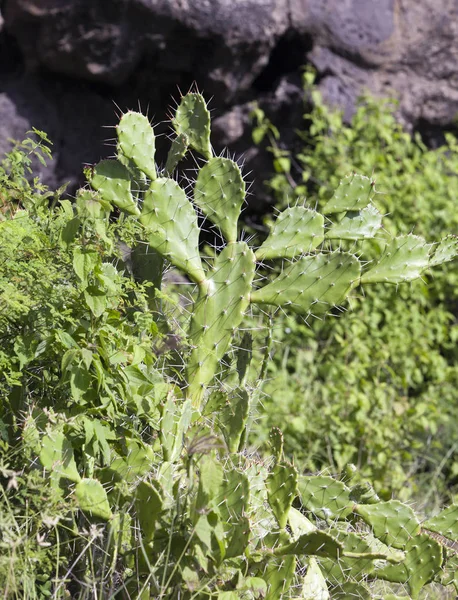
[252,72,458,501]
[1,94,458,598]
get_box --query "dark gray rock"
[1,0,457,206]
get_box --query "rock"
[1,0,457,204]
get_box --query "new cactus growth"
[165,132,189,175]
[117,111,157,181]
[266,463,298,529]
[325,204,382,240]
[88,92,458,407]
[255,206,324,260]
[91,159,140,216]
[194,157,246,243]
[172,92,212,159]
[322,173,374,214]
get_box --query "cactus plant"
[15,89,458,598]
[87,91,458,410]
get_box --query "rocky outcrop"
[1,0,457,202]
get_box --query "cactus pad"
[117,111,157,181]
[194,157,246,243]
[423,504,458,542]
[269,427,284,463]
[215,470,250,522]
[274,531,342,559]
[298,475,352,520]
[165,132,189,176]
[255,207,324,260]
[263,555,296,600]
[302,557,329,600]
[319,530,376,583]
[140,177,205,283]
[361,234,431,284]
[173,92,212,160]
[355,500,420,549]
[374,533,443,599]
[266,463,298,529]
[91,159,140,216]
[325,204,382,240]
[212,388,250,452]
[322,174,374,215]
[75,478,112,521]
[429,234,458,267]
[250,252,360,315]
[187,242,255,404]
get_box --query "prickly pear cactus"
[88,91,458,411]
[28,89,458,599]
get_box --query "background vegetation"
[252,71,458,505]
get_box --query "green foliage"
[253,71,458,500]
[2,93,458,599]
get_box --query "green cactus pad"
[288,506,316,537]
[374,533,443,599]
[215,470,250,523]
[173,93,212,160]
[250,252,360,315]
[355,500,420,549]
[91,159,140,216]
[135,480,162,543]
[235,331,253,385]
[117,111,157,181]
[206,388,250,452]
[325,204,382,240]
[298,475,352,520]
[263,555,296,600]
[187,242,255,404]
[322,173,374,215]
[349,481,380,504]
[75,478,112,521]
[140,177,205,283]
[194,157,246,243]
[40,430,81,483]
[429,234,458,267]
[266,463,298,529]
[330,582,371,599]
[302,557,329,600]
[319,530,377,584]
[361,234,431,284]
[165,132,189,176]
[274,531,342,559]
[225,515,251,559]
[269,427,284,463]
[255,207,324,260]
[423,504,458,542]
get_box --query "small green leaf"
[60,217,81,248]
[73,248,98,286]
[84,286,107,318]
